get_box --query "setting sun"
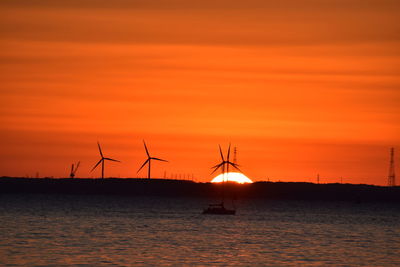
[211,172,253,184]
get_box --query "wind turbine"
[137,140,168,179]
[91,142,121,179]
[211,144,241,180]
[70,161,80,178]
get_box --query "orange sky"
[0,0,399,185]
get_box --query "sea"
[1,194,399,266]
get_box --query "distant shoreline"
[1,177,399,202]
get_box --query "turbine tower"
[91,142,121,179]
[211,144,241,179]
[137,140,168,179]
[70,161,80,178]
[388,147,396,187]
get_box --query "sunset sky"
[0,0,399,185]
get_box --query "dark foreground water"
[0,194,399,266]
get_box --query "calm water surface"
[0,194,399,266]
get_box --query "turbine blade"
[228,162,242,172]
[75,161,80,172]
[230,162,240,168]
[233,166,242,172]
[104,158,121,163]
[211,166,222,174]
[219,145,225,161]
[210,167,219,174]
[91,159,103,172]
[227,143,231,162]
[228,161,240,167]
[97,142,103,157]
[211,163,222,169]
[210,162,224,174]
[151,157,168,162]
[137,159,149,173]
[143,140,150,157]
[211,162,224,169]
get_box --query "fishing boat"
[202,201,235,215]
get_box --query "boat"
[202,201,236,215]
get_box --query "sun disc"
[211,172,253,184]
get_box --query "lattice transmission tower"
[388,147,396,187]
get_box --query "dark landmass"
[1,177,399,202]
